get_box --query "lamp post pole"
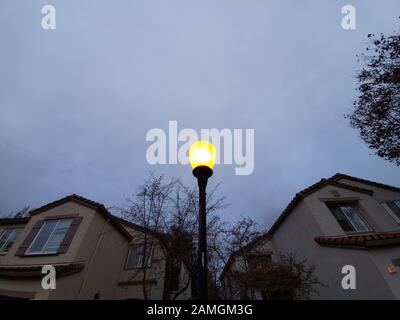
[192,165,213,300]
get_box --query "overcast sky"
[0,1,399,228]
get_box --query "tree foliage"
[347,26,400,165]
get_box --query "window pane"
[340,206,370,232]
[387,201,400,219]
[0,229,13,252]
[127,246,142,268]
[28,220,58,253]
[2,229,22,253]
[143,245,152,267]
[43,219,72,253]
[329,206,355,232]
[126,245,152,268]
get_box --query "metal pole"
[198,176,208,300]
[193,165,213,300]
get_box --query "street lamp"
[189,141,216,300]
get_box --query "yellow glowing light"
[189,141,217,170]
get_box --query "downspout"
[77,217,110,299]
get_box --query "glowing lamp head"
[189,141,216,170]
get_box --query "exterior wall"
[335,178,400,232]
[0,199,192,300]
[221,180,400,300]
[2,202,96,267]
[51,212,130,300]
[115,224,192,300]
[0,277,51,300]
[272,185,399,299]
[222,238,276,300]
[0,222,25,265]
[0,202,98,299]
[115,240,166,300]
[367,247,400,300]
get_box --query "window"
[384,201,400,223]
[126,244,153,269]
[0,228,22,253]
[27,219,72,254]
[247,254,272,271]
[328,204,371,233]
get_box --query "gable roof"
[268,177,374,235]
[28,194,132,241]
[330,173,400,194]
[112,215,166,241]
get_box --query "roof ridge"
[28,194,132,241]
[329,173,400,193]
[268,176,375,235]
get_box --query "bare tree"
[5,206,30,219]
[213,217,263,299]
[117,174,177,299]
[116,173,227,300]
[232,253,323,300]
[217,218,323,300]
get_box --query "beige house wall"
[222,180,400,300]
[272,184,400,299]
[0,199,192,300]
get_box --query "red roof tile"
[315,232,400,249]
[0,263,84,278]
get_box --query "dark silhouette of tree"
[231,253,323,300]
[346,24,400,165]
[117,173,227,300]
[216,218,323,300]
[6,206,30,218]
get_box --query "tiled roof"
[0,217,30,225]
[268,177,374,234]
[0,263,85,278]
[112,215,166,240]
[29,194,106,215]
[330,173,400,193]
[315,232,400,249]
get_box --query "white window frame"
[341,206,371,233]
[382,201,400,224]
[26,219,72,255]
[328,204,372,233]
[0,228,22,253]
[125,244,153,269]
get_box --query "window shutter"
[15,220,44,256]
[57,216,83,254]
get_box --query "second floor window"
[126,244,153,269]
[328,204,371,233]
[0,228,22,253]
[385,201,400,222]
[27,218,73,254]
[247,254,272,271]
